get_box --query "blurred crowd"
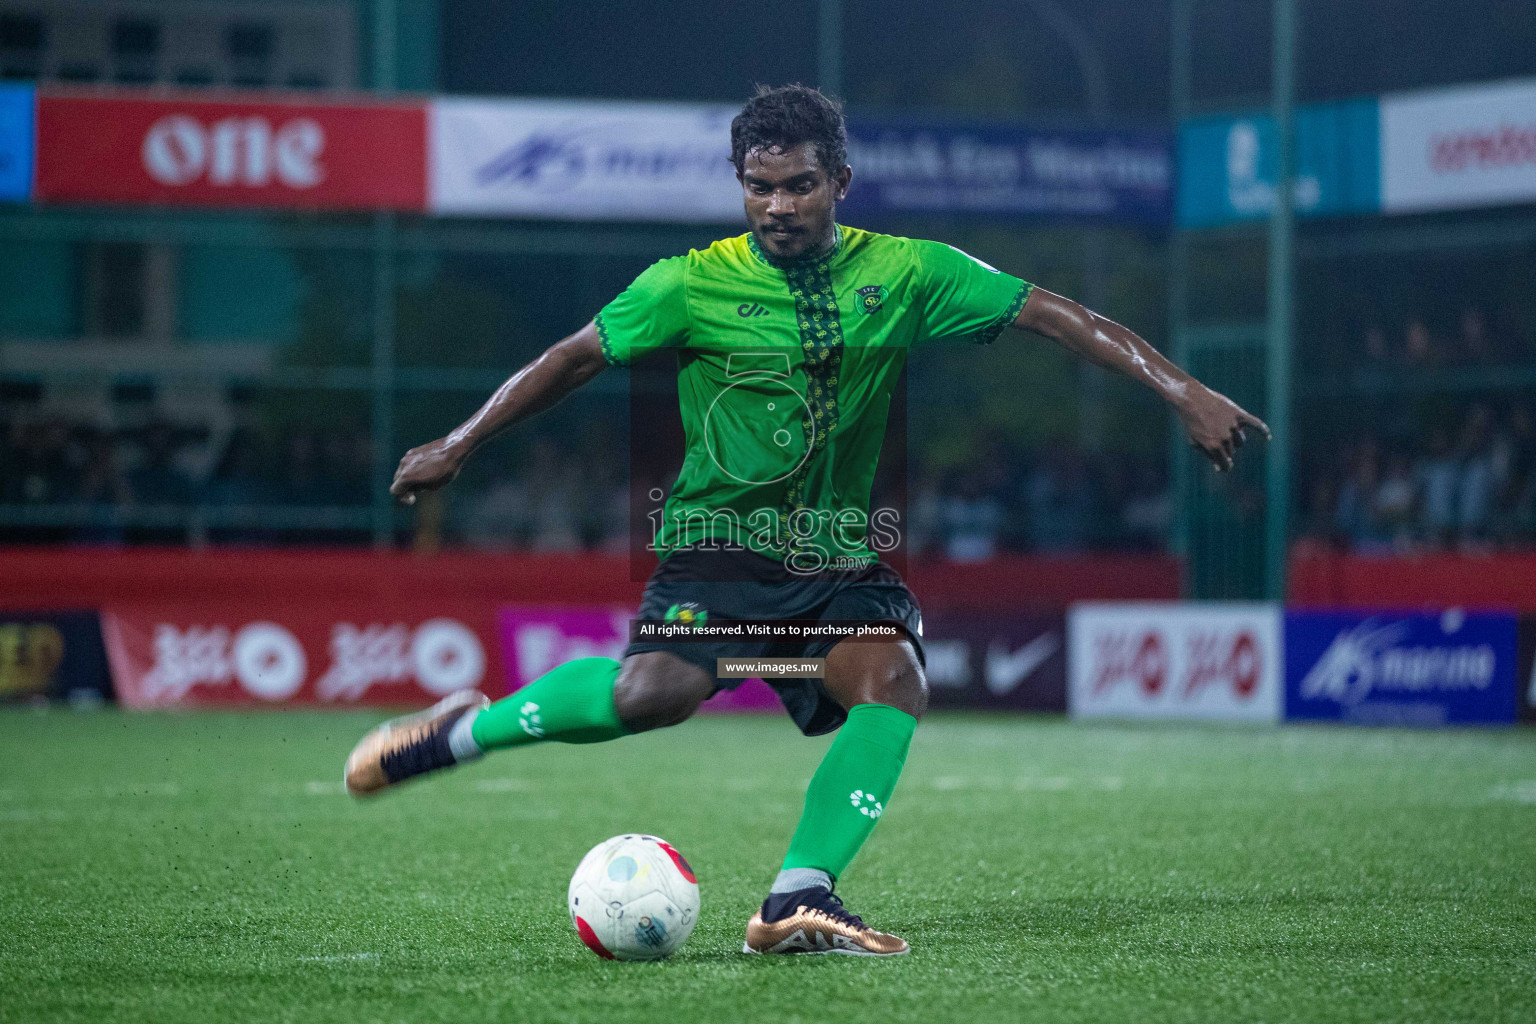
[905,445,1169,560]
[7,299,1533,557]
[1345,308,1523,369]
[0,407,1170,555]
[0,414,371,542]
[1296,401,1536,554]
[453,431,1169,558]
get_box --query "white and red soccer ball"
[568,834,700,960]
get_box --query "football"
[567,834,701,960]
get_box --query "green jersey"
[596,224,1032,570]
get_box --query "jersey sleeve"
[594,256,691,366]
[911,239,1033,345]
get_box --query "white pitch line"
[1487,781,1536,804]
[299,953,379,963]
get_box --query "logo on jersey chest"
[664,603,709,629]
[736,302,770,318]
[855,284,888,315]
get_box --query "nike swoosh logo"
[984,633,1061,695]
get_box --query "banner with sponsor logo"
[1177,98,1380,228]
[102,604,499,708]
[1284,609,1517,726]
[1519,617,1536,723]
[429,98,741,222]
[497,605,778,712]
[1380,78,1536,214]
[1068,603,1283,722]
[0,83,33,202]
[34,90,427,211]
[921,612,1066,712]
[844,121,1171,224]
[0,611,112,704]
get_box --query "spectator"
[204,429,272,508]
[1025,449,1092,554]
[126,420,194,506]
[1457,307,1495,364]
[1335,441,1386,551]
[320,430,371,505]
[278,432,324,505]
[1415,429,1459,546]
[523,437,583,552]
[1454,405,1495,544]
[461,478,533,549]
[1491,405,1535,542]
[940,466,1004,562]
[1372,452,1416,549]
[72,426,129,545]
[1403,317,1436,366]
[1362,324,1390,363]
[1120,462,1171,550]
[1296,475,1340,550]
[4,418,78,503]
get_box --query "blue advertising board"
[843,119,1172,225]
[0,83,33,202]
[0,610,113,704]
[1177,97,1380,228]
[1285,610,1517,726]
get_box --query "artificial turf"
[1,708,1533,1023]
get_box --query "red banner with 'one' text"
[35,90,428,211]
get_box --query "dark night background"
[444,0,1536,115]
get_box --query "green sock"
[468,657,629,751]
[781,703,916,882]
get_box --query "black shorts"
[623,547,925,736]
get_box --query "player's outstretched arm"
[1012,287,1270,472]
[389,321,608,504]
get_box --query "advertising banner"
[1511,615,1535,723]
[497,606,779,712]
[843,121,1171,224]
[429,98,741,221]
[1177,98,1380,228]
[102,603,501,707]
[1381,78,1536,214]
[0,610,112,704]
[34,91,428,211]
[1068,603,1283,722]
[1284,609,1517,726]
[921,612,1066,712]
[0,83,33,202]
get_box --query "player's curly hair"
[730,84,847,175]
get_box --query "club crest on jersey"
[664,603,709,629]
[855,284,888,315]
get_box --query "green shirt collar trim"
[747,223,844,270]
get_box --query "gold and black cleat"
[743,888,909,957]
[343,689,488,797]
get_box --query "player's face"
[738,143,852,261]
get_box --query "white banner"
[428,97,742,221]
[1068,602,1283,722]
[1381,78,1536,214]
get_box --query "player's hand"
[390,437,469,505]
[1177,385,1270,473]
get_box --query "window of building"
[224,22,273,88]
[86,242,148,339]
[111,17,158,84]
[0,13,43,79]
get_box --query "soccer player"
[345,85,1267,957]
